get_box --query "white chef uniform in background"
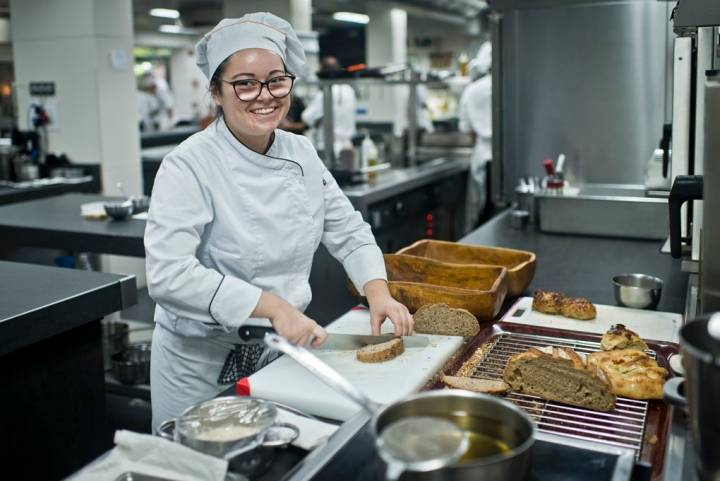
[301,84,357,153]
[145,12,387,431]
[458,42,492,232]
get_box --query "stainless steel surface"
[701,77,720,313]
[535,184,669,240]
[371,390,535,481]
[111,342,151,385]
[468,332,650,459]
[508,209,528,229]
[494,0,671,200]
[672,37,693,183]
[264,333,381,414]
[678,317,720,481]
[322,83,335,169]
[612,274,664,310]
[343,157,469,215]
[316,333,429,351]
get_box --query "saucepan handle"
[663,377,687,410]
[156,418,177,441]
[261,422,300,448]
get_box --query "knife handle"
[238,325,275,342]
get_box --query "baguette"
[356,337,404,363]
[503,347,616,411]
[413,303,480,336]
[442,375,509,394]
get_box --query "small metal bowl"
[111,342,151,385]
[104,201,133,221]
[613,273,663,310]
[130,195,150,214]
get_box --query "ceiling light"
[332,12,369,24]
[150,8,180,19]
[158,24,195,35]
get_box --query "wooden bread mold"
[384,254,508,321]
[396,239,536,297]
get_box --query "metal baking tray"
[428,322,677,481]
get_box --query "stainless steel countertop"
[343,157,469,212]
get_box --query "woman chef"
[145,12,413,430]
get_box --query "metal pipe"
[322,83,335,169]
[407,74,418,167]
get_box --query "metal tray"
[535,184,669,240]
[427,322,677,481]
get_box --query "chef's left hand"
[363,279,414,336]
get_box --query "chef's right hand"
[253,291,327,348]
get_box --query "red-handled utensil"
[542,158,555,176]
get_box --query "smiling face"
[211,48,291,152]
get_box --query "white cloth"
[153,76,175,130]
[69,430,227,481]
[459,75,492,231]
[301,85,357,152]
[469,42,492,81]
[145,118,386,426]
[196,12,307,80]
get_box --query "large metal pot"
[664,315,720,481]
[157,396,299,478]
[372,390,535,481]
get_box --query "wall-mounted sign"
[29,81,55,96]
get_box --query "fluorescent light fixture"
[150,8,180,19]
[158,24,196,35]
[332,12,369,24]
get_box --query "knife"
[238,326,429,350]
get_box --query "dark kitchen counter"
[0,193,147,256]
[0,260,136,355]
[0,175,97,205]
[461,210,687,314]
[0,261,137,480]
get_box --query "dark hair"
[209,56,231,119]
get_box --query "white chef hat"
[469,42,492,80]
[195,12,307,80]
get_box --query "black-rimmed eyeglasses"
[222,74,296,102]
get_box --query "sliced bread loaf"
[442,375,509,394]
[356,337,405,363]
[503,348,616,412]
[413,303,480,336]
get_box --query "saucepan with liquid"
[372,389,535,481]
[156,396,298,477]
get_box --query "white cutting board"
[247,307,464,421]
[503,297,682,343]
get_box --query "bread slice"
[587,349,667,400]
[356,337,404,363]
[413,303,480,336]
[503,348,616,412]
[442,375,509,394]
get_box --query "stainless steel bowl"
[612,273,663,309]
[104,201,133,221]
[111,342,151,384]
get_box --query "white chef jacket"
[458,75,492,231]
[301,84,357,151]
[144,117,386,338]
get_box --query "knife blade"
[238,326,429,350]
[313,333,429,351]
